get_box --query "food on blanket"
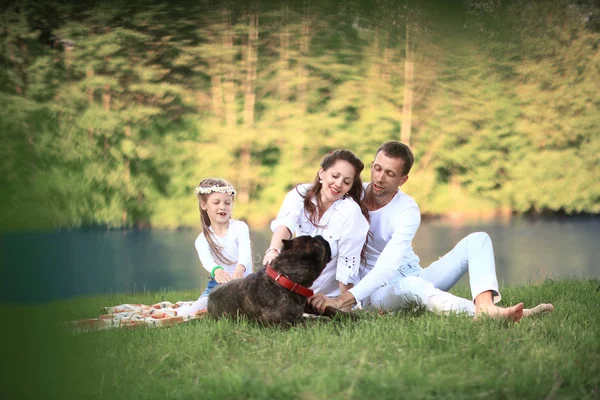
[69,301,205,332]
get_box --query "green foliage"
[1,0,598,230]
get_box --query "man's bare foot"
[475,302,524,322]
[523,303,554,317]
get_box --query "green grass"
[2,279,599,399]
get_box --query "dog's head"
[272,235,332,287]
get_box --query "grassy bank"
[2,279,599,399]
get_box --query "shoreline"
[3,209,599,233]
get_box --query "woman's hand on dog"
[263,250,279,266]
[214,269,232,284]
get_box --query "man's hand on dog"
[309,293,338,314]
[309,292,358,314]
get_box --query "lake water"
[1,217,598,303]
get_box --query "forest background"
[1,0,598,231]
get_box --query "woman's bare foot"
[523,303,554,317]
[475,302,524,322]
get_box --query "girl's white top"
[195,219,253,277]
[270,184,370,296]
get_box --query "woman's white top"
[270,184,370,297]
[195,219,253,277]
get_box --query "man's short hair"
[376,141,414,176]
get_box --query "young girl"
[177,178,253,317]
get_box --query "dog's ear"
[282,238,294,251]
[314,235,329,249]
[314,236,332,263]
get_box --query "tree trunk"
[244,5,258,128]
[86,67,94,105]
[123,125,132,225]
[364,28,380,123]
[123,127,131,183]
[16,38,27,96]
[449,168,461,198]
[195,91,209,113]
[400,23,414,146]
[237,145,252,204]
[103,84,111,112]
[64,43,74,80]
[382,31,391,82]
[103,84,110,151]
[238,5,259,205]
[86,66,94,140]
[298,0,311,113]
[223,10,236,128]
[210,66,224,121]
[207,28,224,121]
[279,3,290,102]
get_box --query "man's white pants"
[367,232,501,316]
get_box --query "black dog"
[208,235,344,326]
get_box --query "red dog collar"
[265,266,314,298]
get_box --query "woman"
[263,149,370,297]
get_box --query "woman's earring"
[319,179,323,184]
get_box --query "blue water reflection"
[1,217,598,303]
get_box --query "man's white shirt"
[348,183,421,302]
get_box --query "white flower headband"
[195,185,236,196]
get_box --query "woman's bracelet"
[211,265,224,277]
[265,247,281,256]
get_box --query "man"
[310,141,553,320]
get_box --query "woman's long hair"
[297,149,370,262]
[196,177,236,265]
[299,149,369,225]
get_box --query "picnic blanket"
[68,301,208,332]
[67,300,348,332]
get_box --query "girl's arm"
[233,221,253,279]
[195,234,232,283]
[232,264,246,280]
